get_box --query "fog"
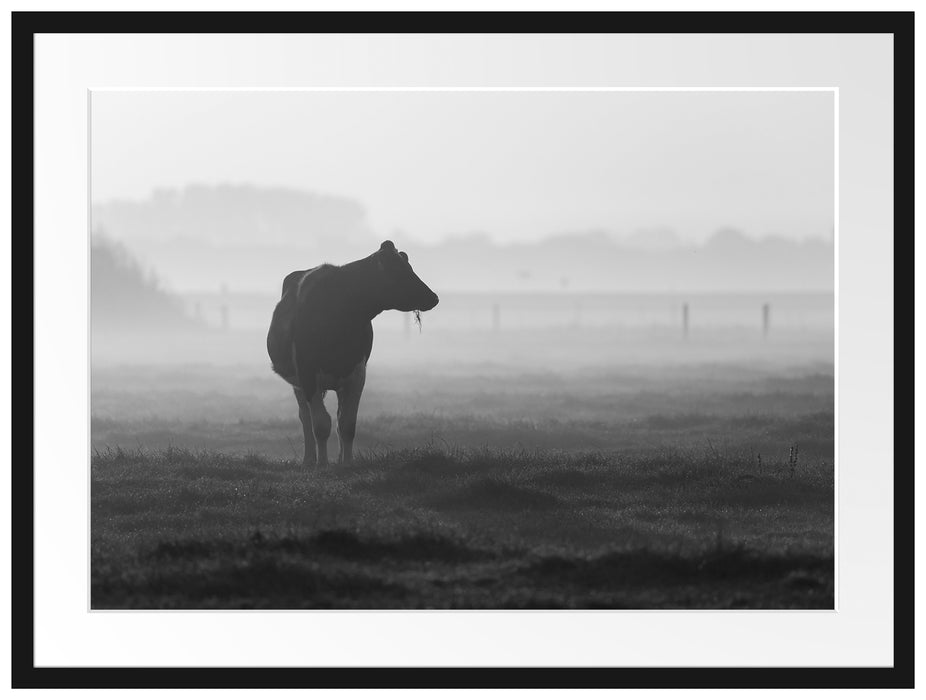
[89,88,835,439]
[89,90,837,610]
[92,89,834,242]
[91,89,833,362]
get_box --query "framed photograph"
[12,7,911,689]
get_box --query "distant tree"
[91,234,198,331]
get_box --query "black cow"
[267,240,439,467]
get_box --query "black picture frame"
[11,9,913,690]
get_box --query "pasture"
[91,327,834,609]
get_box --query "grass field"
[91,348,834,609]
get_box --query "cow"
[267,240,439,468]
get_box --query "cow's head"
[375,240,439,313]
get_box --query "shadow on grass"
[429,478,561,511]
[93,526,833,610]
[91,445,834,609]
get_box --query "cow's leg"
[336,362,367,464]
[293,387,314,469]
[307,391,332,467]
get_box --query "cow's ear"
[380,240,396,253]
[399,251,408,262]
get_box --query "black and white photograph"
[15,8,910,687]
[89,87,836,610]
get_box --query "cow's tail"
[267,288,299,383]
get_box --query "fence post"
[682,302,689,339]
[220,283,229,331]
[762,302,770,338]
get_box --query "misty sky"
[91,90,834,245]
